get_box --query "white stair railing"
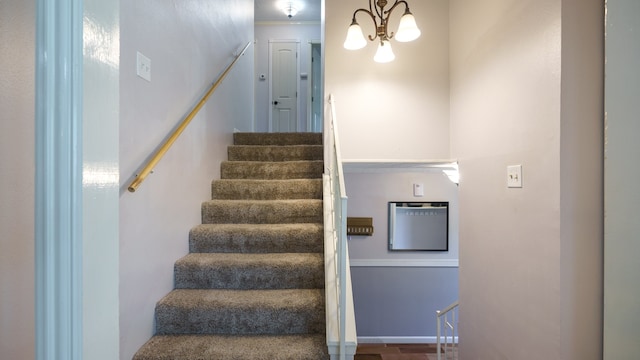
[324,94,358,360]
[436,300,459,360]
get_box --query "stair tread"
[228,145,323,162]
[220,160,323,180]
[177,252,323,266]
[155,289,325,335]
[201,199,323,224]
[158,288,324,309]
[174,253,324,289]
[233,132,323,146]
[133,334,329,360]
[189,223,323,254]
[190,223,323,233]
[211,179,322,200]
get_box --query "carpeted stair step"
[201,199,323,224]
[189,223,324,254]
[174,253,324,289]
[234,132,322,146]
[155,289,325,335]
[220,160,323,180]
[132,334,329,360]
[228,145,323,162]
[212,179,322,200]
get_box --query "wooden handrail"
[128,41,252,193]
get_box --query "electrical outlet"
[136,51,151,82]
[507,165,522,188]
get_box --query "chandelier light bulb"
[395,12,421,42]
[374,40,395,63]
[343,22,367,50]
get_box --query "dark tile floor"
[355,343,457,360]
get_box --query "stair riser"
[228,145,323,162]
[212,179,322,200]
[132,334,330,360]
[220,161,323,180]
[155,305,325,335]
[189,225,324,254]
[201,200,323,224]
[233,132,322,146]
[174,263,324,289]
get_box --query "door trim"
[307,40,322,133]
[35,0,84,358]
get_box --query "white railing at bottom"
[436,300,459,360]
[324,94,358,360]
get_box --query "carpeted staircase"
[133,132,329,360]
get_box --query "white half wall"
[0,0,35,358]
[118,1,254,358]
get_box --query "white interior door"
[269,40,299,132]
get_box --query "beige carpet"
[133,133,328,360]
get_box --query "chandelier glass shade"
[343,0,421,62]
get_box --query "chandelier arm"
[351,8,380,42]
[385,0,409,16]
[371,0,384,20]
[383,0,410,39]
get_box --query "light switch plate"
[136,51,151,82]
[413,183,424,197]
[507,165,522,188]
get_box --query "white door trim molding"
[35,0,84,358]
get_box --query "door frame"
[307,40,322,133]
[268,39,300,132]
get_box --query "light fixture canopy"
[343,0,421,62]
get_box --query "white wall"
[325,0,450,160]
[255,23,321,132]
[83,0,120,358]
[118,0,254,358]
[604,0,640,358]
[450,0,603,359]
[0,1,35,358]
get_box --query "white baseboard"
[357,336,459,344]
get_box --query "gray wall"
[0,1,35,358]
[346,171,459,341]
[604,0,640,358]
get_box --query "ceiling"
[255,0,322,22]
